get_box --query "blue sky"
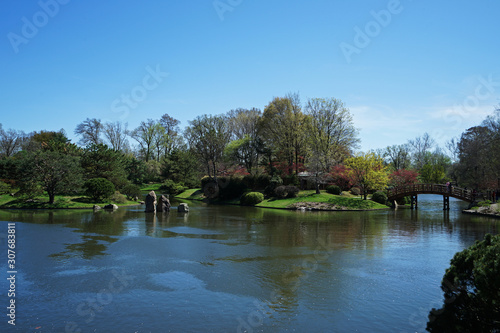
[1,0,499,152]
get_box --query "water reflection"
[0,196,499,332]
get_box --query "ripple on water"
[149,271,206,291]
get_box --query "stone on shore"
[104,204,118,210]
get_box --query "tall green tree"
[80,144,128,189]
[259,94,307,175]
[305,97,359,193]
[19,150,83,204]
[383,144,412,171]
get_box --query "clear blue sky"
[1,0,499,152]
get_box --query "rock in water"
[177,203,189,213]
[145,191,157,212]
[104,204,118,210]
[157,195,171,212]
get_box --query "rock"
[157,195,171,212]
[177,203,189,213]
[140,201,145,205]
[93,205,102,210]
[104,204,118,210]
[134,196,139,201]
[145,191,157,212]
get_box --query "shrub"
[274,185,288,199]
[0,180,11,195]
[218,176,248,201]
[159,179,187,196]
[371,191,388,205]
[282,174,299,186]
[84,178,115,202]
[426,234,500,331]
[111,191,127,204]
[240,192,264,205]
[326,185,342,195]
[350,187,361,196]
[256,174,271,189]
[265,175,283,196]
[478,200,492,207]
[285,185,299,198]
[122,183,142,200]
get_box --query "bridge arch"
[387,184,474,210]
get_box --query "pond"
[0,195,499,332]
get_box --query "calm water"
[0,195,499,333]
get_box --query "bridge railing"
[387,183,473,201]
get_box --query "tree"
[0,125,25,157]
[305,97,359,193]
[409,132,435,170]
[75,118,103,146]
[226,108,261,175]
[103,121,129,152]
[427,234,500,332]
[159,113,182,157]
[19,150,83,204]
[80,144,128,189]
[131,119,160,162]
[162,147,200,188]
[84,178,115,202]
[388,169,419,187]
[344,152,388,200]
[383,144,411,171]
[185,114,231,183]
[455,126,494,189]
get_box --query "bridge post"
[443,195,450,210]
[411,195,418,209]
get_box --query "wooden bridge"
[387,184,474,210]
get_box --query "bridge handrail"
[387,183,473,201]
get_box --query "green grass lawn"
[175,188,204,200]
[256,190,388,210]
[175,188,388,210]
[0,194,140,209]
[140,183,163,192]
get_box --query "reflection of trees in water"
[49,234,118,260]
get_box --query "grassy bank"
[176,189,389,211]
[0,194,140,209]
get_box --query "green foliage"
[326,185,342,195]
[84,178,115,202]
[420,163,445,183]
[162,148,200,188]
[478,200,492,207]
[122,183,141,200]
[350,187,361,195]
[0,180,11,195]
[240,192,264,205]
[81,144,128,189]
[427,234,500,332]
[274,185,300,199]
[344,152,389,200]
[17,150,83,203]
[218,176,248,201]
[264,175,283,196]
[159,179,187,196]
[111,191,127,204]
[371,191,387,205]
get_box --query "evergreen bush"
[159,179,187,195]
[371,191,387,205]
[84,178,115,202]
[326,185,342,195]
[240,192,264,205]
